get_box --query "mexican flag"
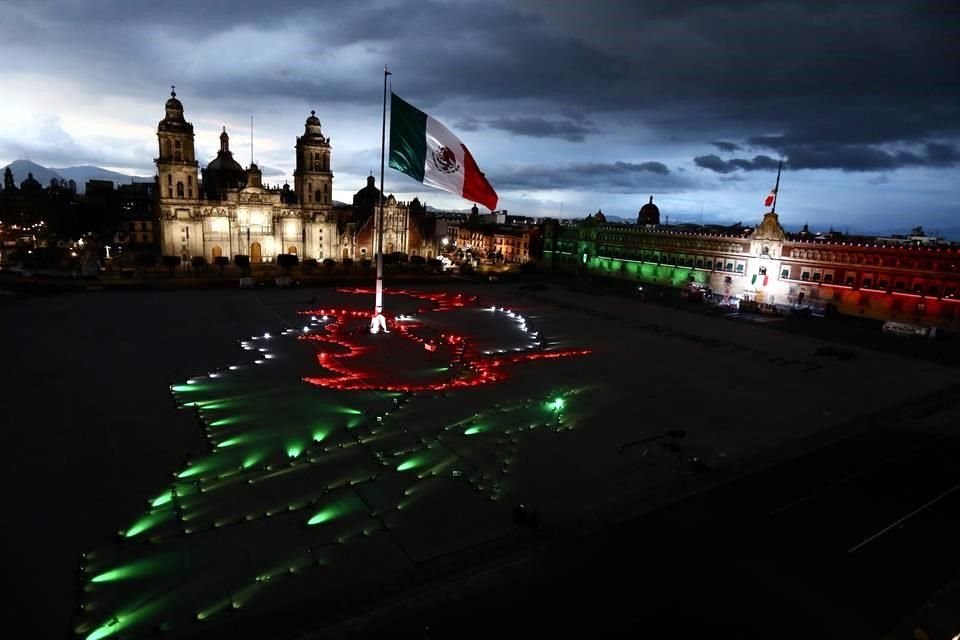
[389,92,498,210]
[764,187,777,208]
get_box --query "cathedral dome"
[306,110,321,127]
[638,195,660,225]
[206,154,244,173]
[20,172,41,191]
[202,127,246,199]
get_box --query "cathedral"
[156,89,427,263]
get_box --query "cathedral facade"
[155,90,421,263]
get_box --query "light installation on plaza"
[73,289,590,640]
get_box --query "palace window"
[928,285,940,297]
[894,280,906,292]
[812,272,821,281]
[845,274,856,285]
[736,263,744,273]
[781,268,790,279]
[176,182,184,197]
[801,271,810,281]
[823,273,833,283]
[696,258,704,269]
[878,279,889,289]
[912,283,924,295]
[725,262,734,272]
[862,277,873,288]
[705,260,713,270]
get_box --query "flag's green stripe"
[388,93,427,182]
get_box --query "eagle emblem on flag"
[432,145,460,174]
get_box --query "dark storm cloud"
[712,141,741,152]
[492,160,687,193]
[697,142,959,173]
[9,1,958,138]
[453,115,598,141]
[4,0,959,203]
[516,0,960,150]
[484,117,596,142]
[3,1,625,109]
[694,154,779,173]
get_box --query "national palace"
[545,200,960,329]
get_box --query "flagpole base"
[370,313,388,334]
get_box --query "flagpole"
[772,160,782,214]
[373,65,391,327]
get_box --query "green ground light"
[78,297,590,639]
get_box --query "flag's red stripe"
[460,144,498,211]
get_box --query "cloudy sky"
[1,0,957,235]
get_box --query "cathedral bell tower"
[155,87,199,203]
[294,110,333,210]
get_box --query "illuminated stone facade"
[546,211,960,328]
[155,91,424,263]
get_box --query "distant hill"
[54,165,153,191]
[2,160,152,193]
[3,159,64,187]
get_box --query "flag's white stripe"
[422,115,466,197]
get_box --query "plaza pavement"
[1,282,956,639]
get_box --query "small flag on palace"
[764,188,777,208]
[389,92,498,211]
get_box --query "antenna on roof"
[250,116,254,166]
